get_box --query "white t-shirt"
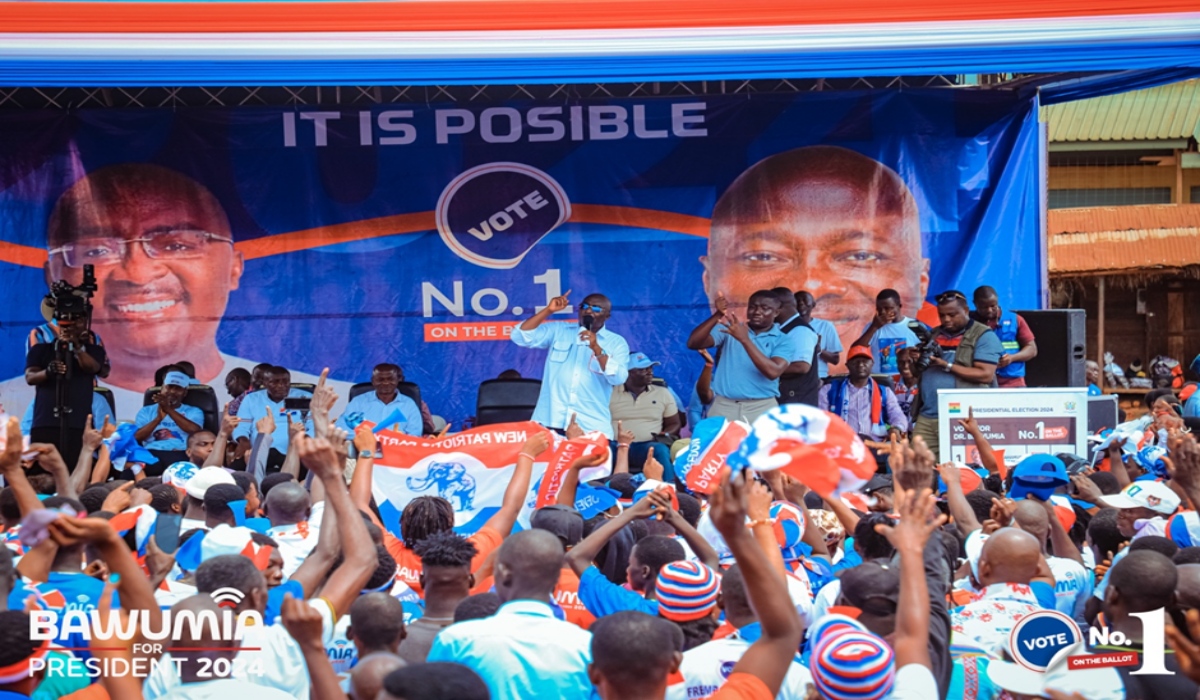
[155,678,294,700]
[144,598,336,700]
[862,319,920,375]
[666,636,813,700]
[1046,555,1093,623]
[269,502,325,579]
[886,664,940,700]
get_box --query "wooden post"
[1168,286,1184,362]
[1097,276,1106,390]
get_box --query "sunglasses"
[580,303,605,314]
[936,291,967,304]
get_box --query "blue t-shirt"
[578,566,657,618]
[917,323,1003,418]
[863,319,920,375]
[709,325,797,401]
[809,318,844,379]
[11,572,120,651]
[134,403,205,451]
[1185,391,1200,418]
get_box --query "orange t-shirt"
[550,568,596,629]
[712,673,773,700]
[384,526,504,594]
[470,568,597,629]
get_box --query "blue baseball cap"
[628,352,660,370]
[163,371,191,388]
[1008,454,1068,501]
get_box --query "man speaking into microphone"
[511,291,629,438]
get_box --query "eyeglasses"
[580,303,605,314]
[936,291,968,304]
[50,229,234,268]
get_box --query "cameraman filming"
[24,290,106,468]
[909,290,1001,454]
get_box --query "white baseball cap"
[1101,480,1180,515]
[185,466,236,500]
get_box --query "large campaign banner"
[0,91,1042,425]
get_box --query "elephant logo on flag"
[406,460,478,511]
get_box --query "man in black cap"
[863,475,894,514]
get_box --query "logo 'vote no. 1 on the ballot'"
[436,162,571,269]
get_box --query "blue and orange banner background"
[0,90,1041,424]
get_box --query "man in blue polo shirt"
[233,366,313,471]
[796,291,843,378]
[134,370,205,468]
[687,289,795,424]
[336,363,421,436]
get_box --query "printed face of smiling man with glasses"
[0,163,348,419]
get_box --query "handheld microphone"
[582,316,594,331]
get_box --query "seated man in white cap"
[608,352,681,479]
[134,370,205,473]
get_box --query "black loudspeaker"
[1014,309,1087,388]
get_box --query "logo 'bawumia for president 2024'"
[436,162,571,269]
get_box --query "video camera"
[911,334,944,374]
[44,264,97,324]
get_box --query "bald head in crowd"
[350,653,405,700]
[704,145,929,358]
[1013,500,1050,550]
[46,163,243,391]
[494,529,564,603]
[263,482,311,527]
[978,528,1042,586]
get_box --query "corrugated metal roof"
[1049,204,1200,274]
[1043,79,1200,143]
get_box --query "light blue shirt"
[709,324,797,401]
[426,599,593,700]
[335,391,422,436]
[780,314,819,366]
[809,317,843,378]
[862,318,920,375]
[232,388,314,455]
[1185,391,1200,418]
[511,321,629,438]
[134,403,205,451]
[21,395,111,434]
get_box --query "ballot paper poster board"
[937,388,1089,464]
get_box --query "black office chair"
[475,379,542,426]
[344,382,423,405]
[143,385,220,434]
[94,388,117,422]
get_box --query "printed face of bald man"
[46,164,243,367]
[703,145,929,362]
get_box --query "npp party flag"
[677,417,751,495]
[535,433,610,509]
[103,422,158,473]
[727,404,874,499]
[372,421,552,537]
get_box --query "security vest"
[994,310,1025,379]
[911,320,996,418]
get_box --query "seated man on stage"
[134,370,204,472]
[818,346,908,440]
[609,352,681,475]
[511,290,629,438]
[337,363,422,436]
